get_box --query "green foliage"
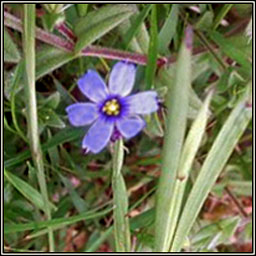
[4,28,21,63]
[4,3,252,253]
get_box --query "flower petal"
[109,61,136,96]
[82,118,114,153]
[66,103,98,127]
[117,116,146,139]
[126,91,159,115]
[78,70,108,102]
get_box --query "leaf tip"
[185,25,193,50]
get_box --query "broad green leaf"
[154,27,192,252]
[4,28,21,63]
[36,46,76,80]
[171,83,252,252]
[74,4,135,53]
[158,4,179,55]
[4,170,56,211]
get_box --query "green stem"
[112,139,131,252]
[23,4,54,252]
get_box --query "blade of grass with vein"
[74,5,135,53]
[209,31,251,73]
[36,46,76,80]
[145,5,158,90]
[158,4,179,55]
[123,4,152,49]
[171,83,252,252]
[23,4,54,251]
[85,227,113,252]
[4,169,56,211]
[165,91,213,249]
[212,4,234,30]
[154,26,193,252]
[112,139,131,252]
[4,127,85,168]
[4,206,113,234]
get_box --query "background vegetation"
[4,3,252,253]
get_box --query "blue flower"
[66,61,159,154]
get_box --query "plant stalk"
[23,4,54,252]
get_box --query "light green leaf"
[4,206,112,234]
[112,139,131,252]
[123,4,152,49]
[74,4,135,53]
[155,27,192,252]
[4,28,21,63]
[40,92,61,109]
[4,169,56,211]
[164,91,213,249]
[192,217,240,250]
[171,83,252,252]
[36,46,76,80]
[40,108,66,129]
[158,4,179,55]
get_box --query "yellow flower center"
[102,99,120,116]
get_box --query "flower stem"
[112,139,131,252]
[23,4,54,252]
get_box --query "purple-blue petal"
[66,103,98,127]
[82,118,114,153]
[109,62,136,96]
[126,91,159,115]
[116,116,146,139]
[78,70,108,103]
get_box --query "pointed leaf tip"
[185,25,193,50]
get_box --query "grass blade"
[74,5,135,53]
[112,139,131,252]
[164,91,213,249]
[123,4,152,49]
[171,84,252,252]
[145,5,158,90]
[154,26,193,252]
[212,4,234,30]
[158,4,179,55]
[4,128,85,169]
[4,207,113,234]
[36,46,76,80]
[209,31,251,73]
[4,169,56,212]
[23,4,54,251]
